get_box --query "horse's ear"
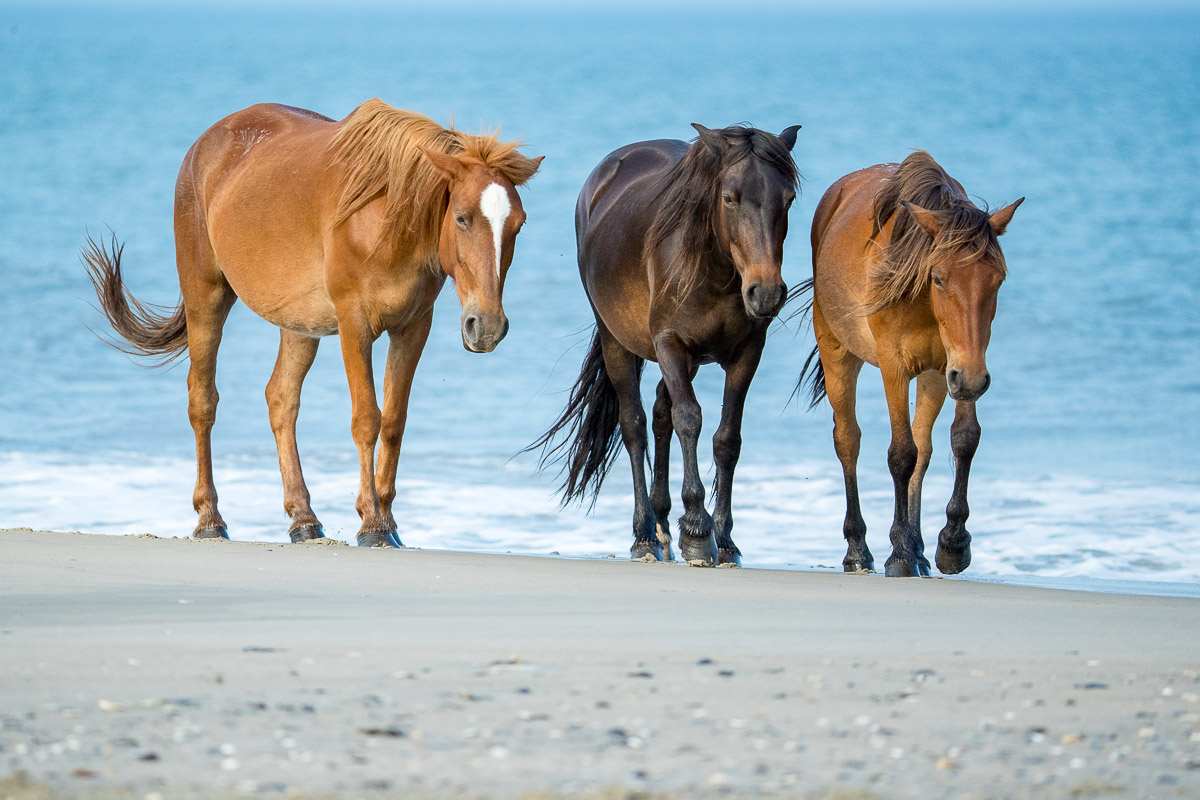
[419,147,465,180]
[778,125,802,151]
[988,197,1024,236]
[900,201,944,239]
[508,154,544,186]
[691,123,726,154]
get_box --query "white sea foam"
[2,452,1197,594]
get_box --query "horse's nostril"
[947,369,961,389]
[980,373,991,395]
[464,315,480,339]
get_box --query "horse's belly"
[223,263,339,337]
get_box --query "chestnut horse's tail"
[788,277,827,408]
[525,329,638,507]
[82,233,189,365]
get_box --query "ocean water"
[1,4,1198,592]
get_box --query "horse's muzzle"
[461,310,509,353]
[947,367,990,402]
[743,280,787,319]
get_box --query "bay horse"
[799,151,1022,577]
[530,123,800,567]
[84,99,542,547]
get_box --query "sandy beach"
[1,529,1198,799]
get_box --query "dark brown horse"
[530,123,800,566]
[800,151,1022,576]
[84,99,542,547]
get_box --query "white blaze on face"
[479,183,512,278]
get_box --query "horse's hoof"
[935,543,972,575]
[680,537,717,567]
[655,523,674,563]
[357,530,404,548]
[717,548,741,567]
[884,557,926,578]
[289,524,325,543]
[194,525,229,540]
[630,540,663,562]
[918,555,932,577]
[843,558,876,574]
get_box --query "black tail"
[797,344,826,409]
[525,329,640,506]
[786,277,827,408]
[81,232,189,365]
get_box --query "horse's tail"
[81,232,189,365]
[797,345,827,409]
[525,329,637,506]
[787,277,827,408]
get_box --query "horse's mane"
[645,125,798,301]
[866,150,1005,313]
[330,98,539,262]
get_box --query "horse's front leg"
[879,360,926,577]
[338,315,400,548]
[375,313,435,537]
[935,400,980,574]
[654,333,715,567]
[905,371,949,573]
[710,334,766,566]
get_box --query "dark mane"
[867,150,1006,313]
[645,125,798,301]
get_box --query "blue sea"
[1,3,1197,593]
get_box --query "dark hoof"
[680,536,717,567]
[194,525,229,540]
[678,511,716,566]
[630,540,663,562]
[289,524,325,543]
[843,558,876,573]
[717,547,741,567]
[884,557,929,578]
[357,530,404,548]
[936,541,972,575]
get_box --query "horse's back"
[575,139,689,360]
[811,163,899,365]
[175,104,344,336]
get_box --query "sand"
[0,528,1198,800]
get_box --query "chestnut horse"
[84,99,542,547]
[530,124,800,566]
[799,151,1022,576]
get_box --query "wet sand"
[1,528,1198,799]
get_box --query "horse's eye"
[722,193,735,207]
[455,214,468,228]
[932,275,945,289]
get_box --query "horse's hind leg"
[935,400,980,574]
[266,330,323,542]
[650,379,674,561]
[907,371,948,573]
[814,302,871,572]
[182,276,237,540]
[598,328,657,561]
[710,333,767,567]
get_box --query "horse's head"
[422,148,543,353]
[694,123,801,319]
[902,197,1023,401]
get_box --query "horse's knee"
[712,426,741,468]
[351,407,382,447]
[950,418,981,460]
[671,401,702,441]
[887,439,918,482]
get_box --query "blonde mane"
[865,151,1006,314]
[329,98,539,262]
